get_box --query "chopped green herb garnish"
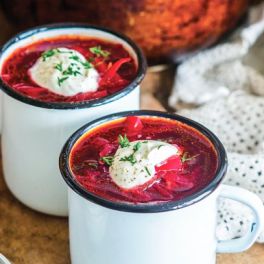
[56,49,73,54]
[144,166,151,176]
[74,71,81,76]
[82,61,93,69]
[181,152,199,163]
[62,66,81,77]
[118,134,130,148]
[120,153,137,165]
[69,55,92,69]
[133,142,141,152]
[101,156,114,166]
[57,76,69,86]
[89,46,110,58]
[42,49,56,61]
[54,62,63,72]
[157,144,164,149]
[69,55,81,62]
[65,67,74,75]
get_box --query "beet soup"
[1,36,137,103]
[69,115,219,204]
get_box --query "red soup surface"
[70,116,218,204]
[1,36,137,103]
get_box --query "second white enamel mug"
[0,23,146,216]
[60,111,264,264]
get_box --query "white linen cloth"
[169,7,264,243]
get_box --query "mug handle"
[216,184,264,253]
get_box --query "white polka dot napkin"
[169,14,264,242]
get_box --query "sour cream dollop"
[109,140,180,189]
[29,47,99,96]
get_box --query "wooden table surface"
[0,68,263,263]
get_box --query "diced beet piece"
[156,155,182,172]
[1,74,10,81]
[18,87,46,96]
[100,74,129,94]
[95,61,109,73]
[91,137,109,148]
[152,184,174,199]
[162,171,194,192]
[124,116,143,133]
[100,57,131,81]
[99,143,116,157]
[124,188,151,203]
[72,46,89,57]
[74,90,108,101]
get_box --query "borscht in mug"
[0,24,145,216]
[1,35,137,103]
[61,111,264,264]
[69,113,218,203]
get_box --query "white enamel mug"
[60,111,264,264]
[0,254,11,264]
[0,24,146,216]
